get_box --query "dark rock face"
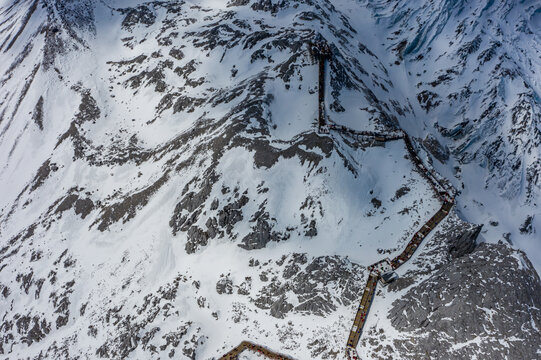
[168,47,184,60]
[254,255,365,318]
[95,275,199,359]
[185,226,210,254]
[355,214,541,359]
[416,90,441,112]
[447,223,481,259]
[519,215,535,234]
[270,295,294,319]
[236,277,252,295]
[240,212,280,250]
[387,242,541,359]
[216,277,233,295]
[93,173,169,231]
[121,6,156,30]
[304,219,317,237]
[75,90,100,125]
[423,134,449,163]
[32,96,44,130]
[54,192,94,220]
[239,202,294,250]
[388,213,484,284]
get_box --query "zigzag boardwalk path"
[219,42,455,360]
[220,341,295,360]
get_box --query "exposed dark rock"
[427,72,453,87]
[387,243,541,360]
[29,159,57,193]
[448,224,482,259]
[250,132,333,169]
[371,197,382,209]
[457,34,482,62]
[185,226,209,254]
[251,0,282,15]
[519,215,535,234]
[255,255,364,318]
[168,47,184,60]
[107,54,147,66]
[270,295,293,319]
[237,277,252,295]
[283,263,300,279]
[52,192,94,220]
[74,198,94,219]
[216,277,233,295]
[126,61,172,93]
[423,134,449,163]
[34,278,45,299]
[0,283,10,298]
[16,271,33,294]
[95,276,190,358]
[55,194,79,214]
[75,90,100,125]
[392,186,410,201]
[173,96,205,113]
[93,173,169,231]
[170,171,218,235]
[15,314,51,346]
[393,39,408,60]
[304,219,317,237]
[217,195,249,233]
[249,258,260,267]
[477,41,501,65]
[417,90,441,112]
[32,96,44,130]
[295,295,335,315]
[121,6,156,30]
[186,22,245,52]
[227,0,250,6]
[239,208,288,250]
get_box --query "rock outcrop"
[388,242,541,360]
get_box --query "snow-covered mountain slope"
[0,0,540,359]
[362,0,541,267]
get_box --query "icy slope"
[362,0,541,269]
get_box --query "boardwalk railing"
[219,40,455,360]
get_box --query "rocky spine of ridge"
[361,213,541,359]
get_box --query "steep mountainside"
[0,0,539,359]
[365,0,541,266]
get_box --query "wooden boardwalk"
[218,40,455,360]
[220,341,295,360]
